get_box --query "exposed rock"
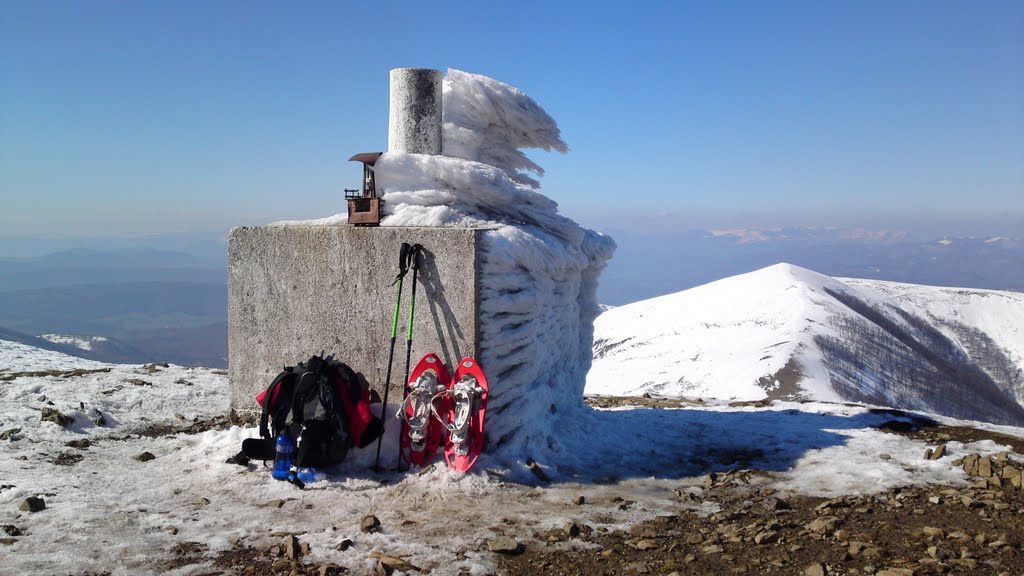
[283,534,300,560]
[978,456,993,478]
[807,516,839,535]
[565,521,586,538]
[360,515,381,534]
[876,569,914,576]
[629,524,660,539]
[573,495,585,505]
[52,452,83,466]
[40,407,72,427]
[930,444,946,459]
[635,539,659,550]
[65,439,91,449]
[370,551,422,573]
[20,497,45,513]
[926,545,949,560]
[0,428,21,441]
[848,541,872,555]
[804,563,826,576]
[861,547,884,559]
[701,544,724,554]
[135,451,156,462]
[754,530,780,544]
[263,499,286,509]
[2,525,23,536]
[335,538,354,551]
[675,486,705,501]
[318,563,345,576]
[526,459,551,483]
[487,536,521,554]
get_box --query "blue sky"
[2,0,1022,255]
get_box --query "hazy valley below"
[0,228,1021,371]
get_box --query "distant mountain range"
[587,263,1024,427]
[0,247,226,291]
[0,248,228,367]
[598,227,1024,305]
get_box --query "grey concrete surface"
[388,68,443,155]
[228,225,480,412]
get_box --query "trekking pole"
[373,242,411,472]
[396,243,423,472]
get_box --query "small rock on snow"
[487,536,521,554]
[40,407,72,427]
[360,515,382,534]
[20,497,45,513]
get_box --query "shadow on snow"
[538,404,934,484]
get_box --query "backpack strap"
[318,363,348,439]
[290,368,320,426]
[259,368,296,438]
[333,361,382,448]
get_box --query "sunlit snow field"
[3,339,1023,575]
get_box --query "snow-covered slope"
[587,263,1024,426]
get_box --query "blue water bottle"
[272,432,294,480]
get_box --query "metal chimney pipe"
[388,68,443,155]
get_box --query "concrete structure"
[227,225,481,412]
[388,68,443,154]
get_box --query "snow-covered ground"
[4,338,1024,575]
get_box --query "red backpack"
[244,354,382,467]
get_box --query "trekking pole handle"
[391,242,411,286]
[410,244,422,271]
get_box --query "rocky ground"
[109,404,1024,575]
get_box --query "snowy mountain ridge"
[587,263,1024,426]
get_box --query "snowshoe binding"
[398,353,449,467]
[432,357,488,472]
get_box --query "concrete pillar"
[388,68,442,154]
[227,226,480,411]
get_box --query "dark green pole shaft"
[396,244,422,471]
[374,243,410,472]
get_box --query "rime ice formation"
[442,69,567,189]
[375,69,615,468]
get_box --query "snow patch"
[40,334,108,352]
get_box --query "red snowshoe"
[433,357,488,472]
[398,353,449,467]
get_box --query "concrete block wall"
[227,225,481,412]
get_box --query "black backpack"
[241,354,383,469]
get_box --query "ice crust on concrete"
[374,69,615,471]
